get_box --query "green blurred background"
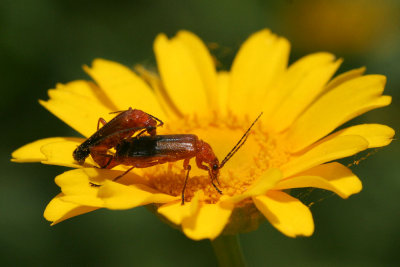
[1,0,399,266]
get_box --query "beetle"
[91,113,263,204]
[73,107,163,167]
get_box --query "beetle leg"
[195,158,222,195]
[90,146,120,169]
[90,166,134,188]
[209,172,222,194]
[97,118,107,130]
[113,166,135,182]
[181,159,191,205]
[109,160,168,185]
[103,155,115,168]
[214,175,221,186]
[147,113,164,127]
[134,129,149,139]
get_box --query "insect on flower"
[91,113,263,204]
[12,29,395,240]
[72,107,163,167]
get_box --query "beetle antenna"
[109,109,129,114]
[219,112,263,169]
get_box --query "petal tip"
[154,33,168,47]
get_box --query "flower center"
[141,112,290,203]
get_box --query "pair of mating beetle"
[73,108,261,204]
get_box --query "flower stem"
[210,235,247,267]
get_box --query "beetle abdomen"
[117,134,198,159]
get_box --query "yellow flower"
[12,29,394,240]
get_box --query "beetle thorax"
[196,140,219,168]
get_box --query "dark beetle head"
[73,147,89,165]
[210,160,220,181]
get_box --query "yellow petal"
[253,191,314,237]
[263,52,335,122]
[286,75,390,152]
[11,137,67,163]
[154,33,209,114]
[216,71,230,116]
[157,200,193,225]
[55,168,149,192]
[98,180,178,210]
[40,138,88,168]
[282,135,369,178]
[52,80,117,110]
[176,30,219,110]
[134,65,182,118]
[40,81,114,137]
[55,168,153,207]
[158,192,233,240]
[157,191,202,225]
[320,124,395,148]
[229,29,290,117]
[55,169,103,201]
[223,168,282,203]
[84,59,166,118]
[270,57,342,132]
[60,195,104,207]
[275,162,362,198]
[44,193,98,225]
[324,67,366,92]
[182,200,234,240]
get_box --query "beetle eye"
[212,164,219,170]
